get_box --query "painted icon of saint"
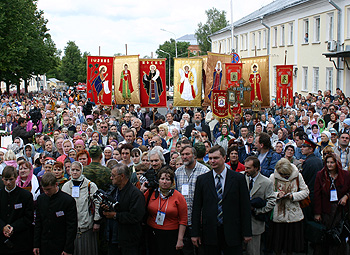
[179,64,197,101]
[143,65,163,105]
[208,60,222,100]
[249,63,262,102]
[119,63,134,102]
[92,65,108,104]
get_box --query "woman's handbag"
[325,210,350,246]
[305,220,326,244]
[296,176,311,208]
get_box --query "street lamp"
[158,49,171,89]
[160,28,178,58]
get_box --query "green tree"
[195,8,228,53]
[60,41,86,86]
[156,39,194,86]
[0,0,59,94]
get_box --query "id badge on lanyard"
[155,197,169,226]
[330,177,338,202]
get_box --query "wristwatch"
[113,214,117,220]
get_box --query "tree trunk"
[24,79,28,94]
[17,83,20,97]
[6,82,9,94]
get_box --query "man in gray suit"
[244,156,276,255]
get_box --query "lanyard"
[158,196,169,213]
[329,174,336,190]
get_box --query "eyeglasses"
[101,126,108,129]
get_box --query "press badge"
[182,184,189,196]
[155,211,166,225]
[14,203,22,209]
[56,211,65,217]
[72,186,80,198]
[330,189,338,202]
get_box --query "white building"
[0,74,48,93]
[210,0,350,98]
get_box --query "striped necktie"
[216,174,223,225]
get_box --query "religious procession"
[1,0,350,255]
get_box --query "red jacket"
[314,164,350,215]
[227,161,245,172]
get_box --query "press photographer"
[99,163,145,255]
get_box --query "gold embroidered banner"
[173,58,202,107]
[114,55,140,105]
[241,55,270,108]
[203,52,232,106]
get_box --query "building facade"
[210,0,350,99]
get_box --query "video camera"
[28,107,42,126]
[93,189,119,211]
[139,169,159,190]
[82,100,95,116]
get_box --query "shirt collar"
[5,186,16,193]
[213,166,227,180]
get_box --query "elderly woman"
[17,161,41,201]
[167,127,180,153]
[23,144,36,164]
[313,153,350,255]
[62,161,101,255]
[44,139,59,159]
[53,161,68,189]
[214,124,234,152]
[277,128,289,144]
[274,141,285,157]
[103,146,114,164]
[227,145,245,172]
[57,139,74,163]
[143,167,187,255]
[317,131,335,154]
[158,124,170,142]
[267,158,309,254]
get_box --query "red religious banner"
[87,56,113,105]
[212,90,229,118]
[225,63,242,89]
[139,59,167,107]
[276,65,293,107]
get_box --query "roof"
[323,51,350,58]
[177,34,198,45]
[210,0,311,37]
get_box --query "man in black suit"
[191,145,252,255]
[184,112,212,142]
[34,173,77,255]
[0,166,34,255]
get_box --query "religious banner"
[241,56,270,108]
[87,56,113,105]
[212,90,229,118]
[173,58,202,107]
[225,63,243,89]
[203,52,232,106]
[139,59,167,108]
[276,65,293,107]
[114,55,140,105]
[227,86,242,115]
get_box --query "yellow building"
[210,0,350,100]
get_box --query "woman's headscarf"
[91,131,103,145]
[62,139,74,156]
[16,162,33,188]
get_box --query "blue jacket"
[259,149,281,177]
[294,147,322,160]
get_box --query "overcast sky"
[37,0,273,58]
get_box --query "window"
[326,67,333,93]
[280,25,285,46]
[303,19,309,43]
[263,30,267,49]
[258,31,262,49]
[245,34,248,50]
[288,22,294,45]
[252,32,256,50]
[273,27,278,47]
[313,67,319,92]
[302,67,308,91]
[241,35,244,50]
[314,17,321,42]
[273,66,277,96]
[235,36,238,52]
[327,13,334,41]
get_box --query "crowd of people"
[0,88,350,255]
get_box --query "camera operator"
[100,163,145,255]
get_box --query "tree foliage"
[195,8,229,53]
[156,39,194,86]
[60,41,89,86]
[0,0,59,93]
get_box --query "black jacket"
[34,190,77,255]
[184,122,212,142]
[12,125,36,145]
[192,169,252,246]
[302,153,323,200]
[0,187,34,253]
[114,181,145,248]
